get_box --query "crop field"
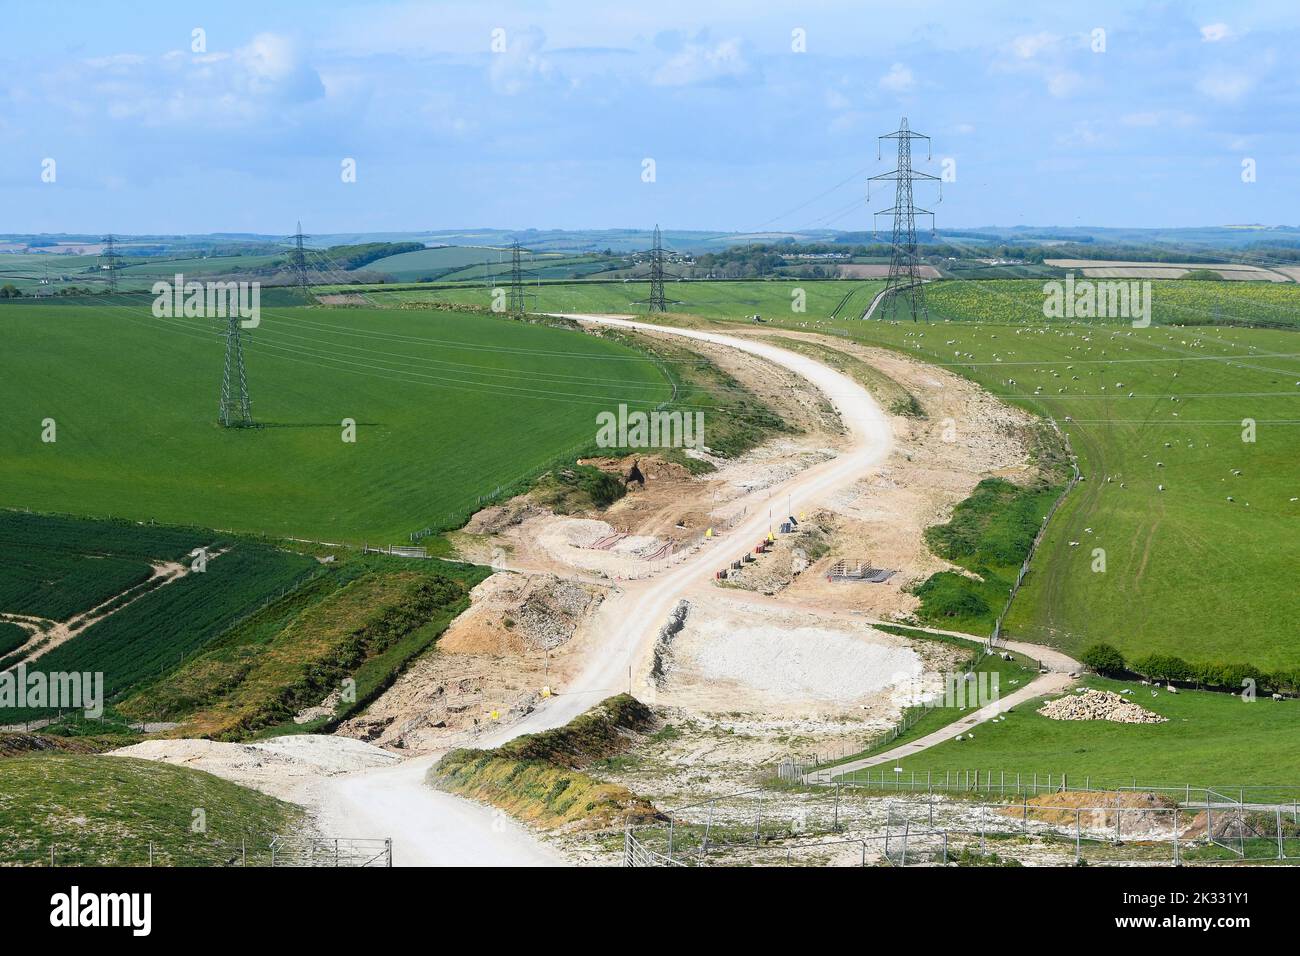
[3,541,317,720]
[0,511,218,620]
[0,622,25,656]
[363,245,510,281]
[123,557,487,738]
[872,676,1300,786]
[357,278,885,320]
[0,300,674,542]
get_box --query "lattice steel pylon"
[633,225,680,313]
[506,240,535,315]
[218,314,254,428]
[99,234,120,292]
[867,118,941,322]
[290,221,311,296]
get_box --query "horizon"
[4,1,1299,234]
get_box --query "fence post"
[1277,808,1284,861]
[1172,807,1180,866]
[1075,810,1081,863]
[149,842,153,867]
[834,784,841,830]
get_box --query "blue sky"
[3,0,1299,234]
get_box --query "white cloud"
[1010,32,1059,59]
[824,88,852,111]
[878,63,914,93]
[488,27,558,95]
[1200,23,1237,43]
[1197,71,1254,102]
[1120,110,1197,128]
[233,33,325,102]
[1047,71,1082,97]
[652,37,753,87]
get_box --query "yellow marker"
[705,528,713,537]
[541,686,551,698]
[491,709,500,720]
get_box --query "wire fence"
[806,766,1300,807]
[0,835,391,868]
[990,417,1080,647]
[623,785,1300,867]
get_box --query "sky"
[3,0,1299,235]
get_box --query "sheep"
[1273,693,1285,702]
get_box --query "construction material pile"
[1037,689,1166,724]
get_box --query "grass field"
[836,321,1300,669]
[0,754,305,866]
[925,278,1300,329]
[854,676,1300,787]
[0,300,675,542]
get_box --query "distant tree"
[0,283,21,298]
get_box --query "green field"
[2,540,317,719]
[0,301,674,542]
[363,245,509,281]
[842,320,1300,669]
[0,623,25,656]
[925,278,1300,329]
[355,278,884,321]
[0,511,214,621]
[122,555,488,739]
[0,754,305,866]
[849,676,1300,788]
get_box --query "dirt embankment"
[428,694,662,831]
[336,571,608,753]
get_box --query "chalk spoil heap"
[1037,689,1166,724]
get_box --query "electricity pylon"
[633,225,680,313]
[868,118,941,322]
[506,240,536,315]
[100,235,120,292]
[218,314,254,428]
[291,221,310,296]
